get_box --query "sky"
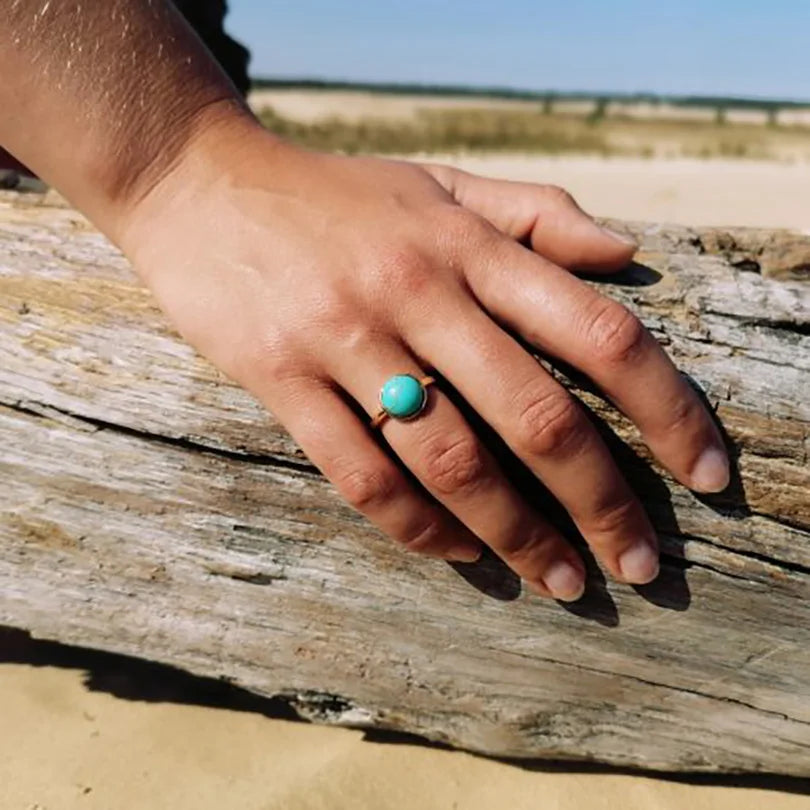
[226,0,810,100]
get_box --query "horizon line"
[249,75,810,109]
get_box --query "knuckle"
[421,434,487,495]
[588,496,639,538]
[310,289,358,332]
[660,394,699,436]
[515,384,583,457]
[399,520,444,555]
[238,331,304,385]
[438,205,490,245]
[500,527,555,563]
[584,299,647,365]
[542,183,577,208]
[380,246,436,297]
[331,320,382,355]
[336,464,398,511]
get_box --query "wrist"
[112,101,290,259]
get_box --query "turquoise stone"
[380,374,427,420]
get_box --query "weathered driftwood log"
[0,190,809,775]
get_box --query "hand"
[120,120,730,602]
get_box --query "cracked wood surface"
[0,190,809,774]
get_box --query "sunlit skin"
[2,1,730,601]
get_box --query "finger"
[467,238,731,495]
[403,288,660,586]
[423,164,637,272]
[260,376,483,564]
[325,336,587,601]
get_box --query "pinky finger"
[268,379,482,563]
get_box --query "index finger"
[468,239,730,494]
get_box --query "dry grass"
[256,103,810,160]
[258,106,608,155]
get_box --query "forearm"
[1,0,259,242]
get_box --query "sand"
[2,651,809,810]
[3,146,810,808]
[248,88,553,122]
[439,155,810,231]
[248,88,810,129]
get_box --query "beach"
[2,91,809,809]
[2,631,809,809]
[434,155,810,231]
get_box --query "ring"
[371,373,435,429]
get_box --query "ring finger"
[251,376,482,563]
[325,335,588,600]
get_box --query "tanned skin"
[1,1,730,601]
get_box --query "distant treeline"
[251,77,810,111]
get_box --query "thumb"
[425,164,637,273]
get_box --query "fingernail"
[619,539,660,584]
[447,544,482,563]
[690,445,730,493]
[542,560,586,602]
[600,226,639,249]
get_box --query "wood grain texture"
[0,190,809,774]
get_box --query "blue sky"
[226,0,810,100]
